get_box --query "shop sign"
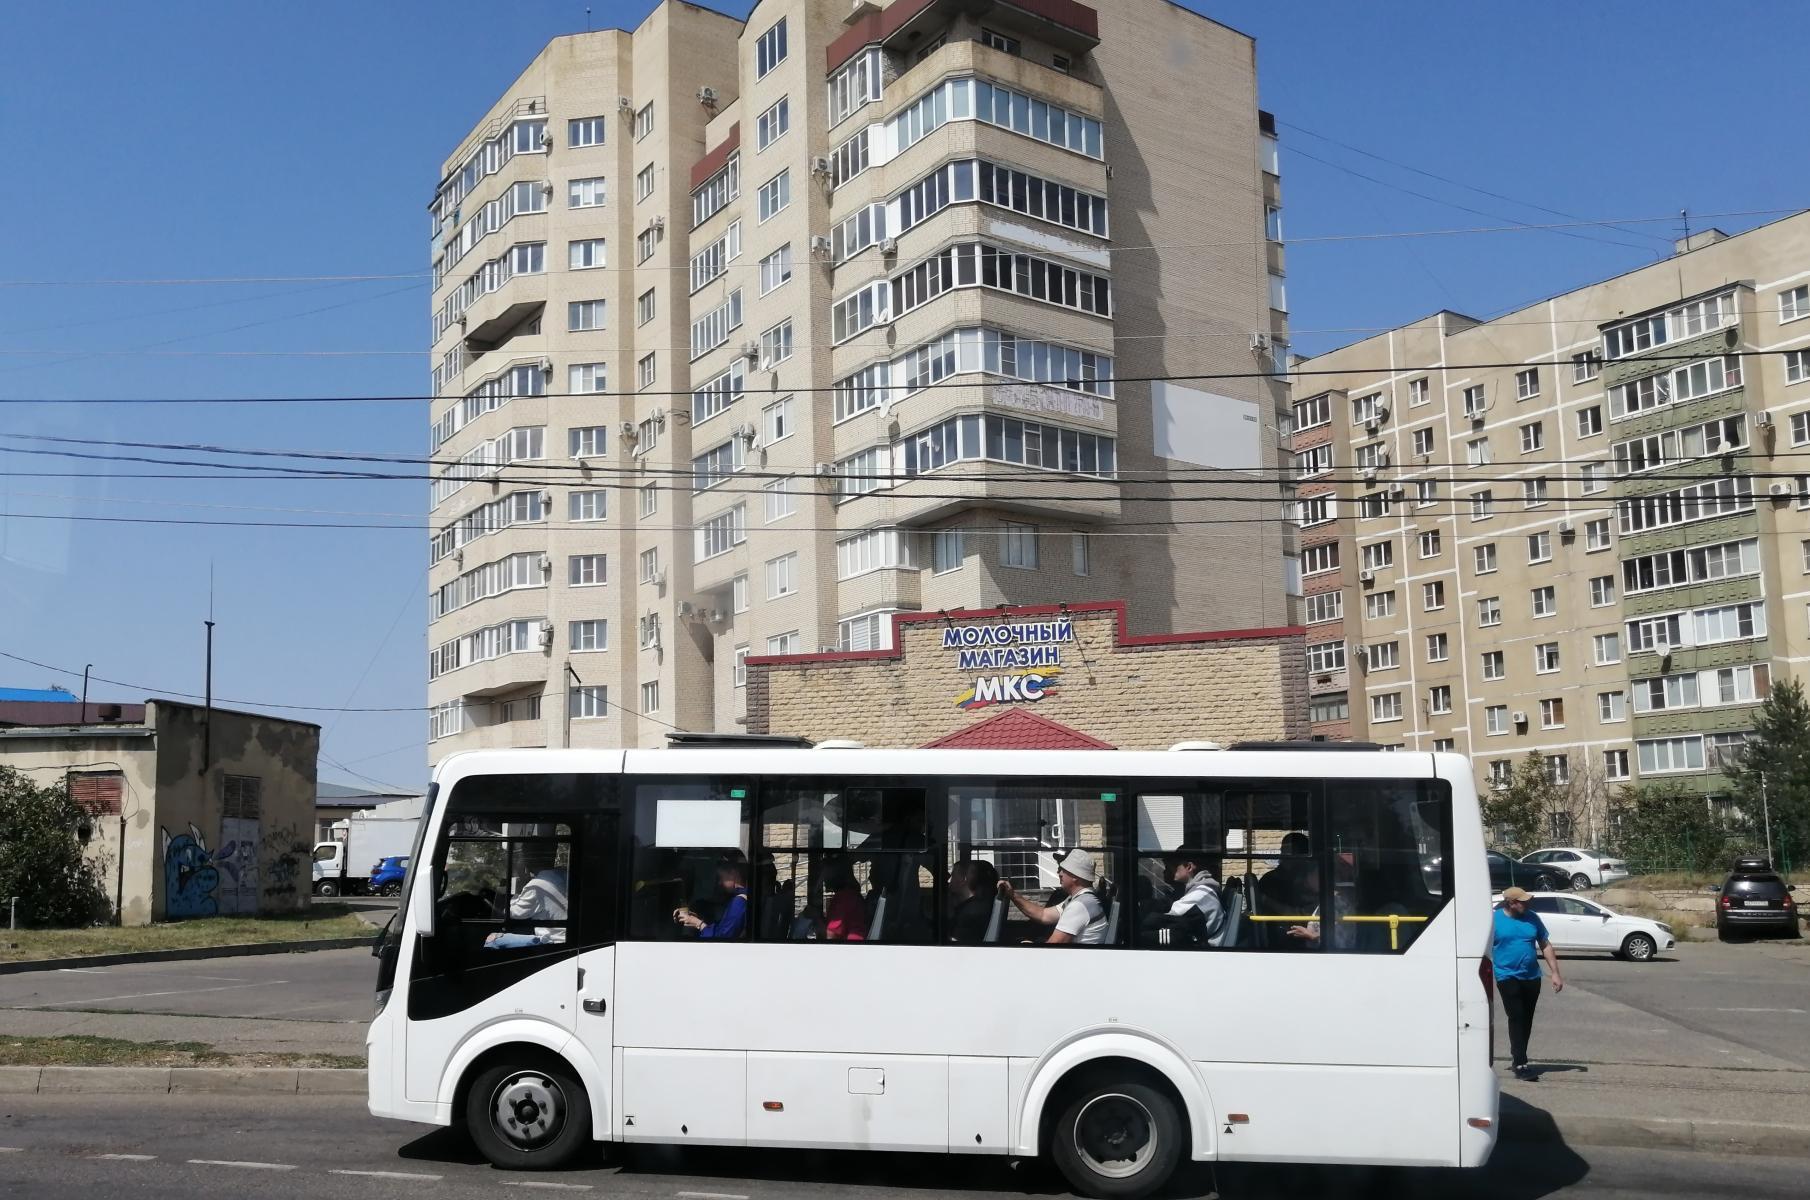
[945,620,1075,708]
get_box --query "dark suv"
[1715,862,1799,939]
[1486,850,1573,893]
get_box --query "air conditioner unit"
[1557,520,1576,537]
[650,215,666,233]
[540,131,553,148]
[1511,711,1528,726]
[1757,411,1775,429]
[652,408,667,428]
[1387,484,1405,499]
[453,549,464,566]
[1358,569,1376,585]
[1364,418,1380,434]
[1362,467,1378,483]
[651,569,666,588]
[539,490,553,507]
[741,340,761,361]
[538,553,552,572]
[1769,480,1793,498]
[733,422,757,443]
[1354,646,1369,669]
[620,421,638,439]
[706,608,724,623]
[539,356,553,375]
[1723,327,1740,350]
[538,621,555,648]
[540,181,555,199]
[677,601,695,619]
[1249,332,1272,354]
[698,86,719,106]
[810,235,834,254]
[879,238,899,256]
[1375,404,1390,423]
[811,156,833,176]
[1376,449,1391,468]
[618,96,634,111]
[816,461,834,476]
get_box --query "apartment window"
[569,554,606,586]
[1072,534,1092,577]
[1001,522,1039,569]
[640,682,661,715]
[1598,690,1626,723]
[636,164,655,201]
[733,574,749,613]
[1528,532,1551,563]
[1540,698,1565,729]
[1478,596,1502,627]
[634,290,656,328]
[692,439,745,492]
[759,244,793,294]
[695,505,747,562]
[637,353,656,391]
[1360,541,1393,573]
[757,171,791,222]
[755,17,788,77]
[1371,693,1403,723]
[767,631,801,656]
[1519,421,1544,453]
[1419,530,1442,558]
[1352,392,1387,425]
[1577,405,1603,437]
[569,686,609,720]
[1304,591,1343,624]
[932,529,964,574]
[568,117,606,147]
[762,397,792,445]
[1795,412,1810,447]
[637,227,657,263]
[1593,632,1621,665]
[1782,284,1810,323]
[569,177,606,208]
[1368,642,1400,670]
[1545,755,1570,786]
[980,27,1021,54]
[1481,650,1506,681]
[1787,350,1810,385]
[1462,385,1487,418]
[1296,444,1334,478]
[1466,437,1492,465]
[1535,642,1561,674]
[568,300,606,331]
[1604,749,1630,781]
[1409,377,1430,406]
[734,646,749,688]
[568,491,607,522]
[827,47,884,127]
[1416,479,1438,506]
[1309,694,1349,723]
[568,425,611,457]
[1364,591,1396,620]
[767,553,798,598]
[759,319,794,369]
[756,97,791,150]
[1423,580,1445,611]
[1586,519,1611,551]
[1694,602,1766,645]
[1434,738,1455,754]
[1523,478,1549,507]
[1429,685,1453,715]
[1292,394,1331,431]
[762,479,796,523]
[632,101,654,140]
[1411,428,1434,457]
[1573,351,1601,383]
[640,547,660,584]
[639,484,657,519]
[1639,736,1705,774]
[569,363,608,395]
[1532,586,1557,617]
[1474,544,1498,574]
[1590,575,1616,606]
[638,615,662,650]
[1486,706,1510,736]
[1426,633,1449,663]
[1516,368,1540,401]
[1265,205,1283,241]
[1306,641,1347,675]
[1580,462,1608,495]
[570,620,607,653]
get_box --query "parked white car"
[1521,847,1630,890]
[1519,892,1674,961]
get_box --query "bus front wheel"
[465,1055,592,1171]
[1050,1079,1183,1199]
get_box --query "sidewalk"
[1497,1060,1810,1155]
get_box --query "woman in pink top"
[824,859,868,942]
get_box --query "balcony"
[829,1,1101,77]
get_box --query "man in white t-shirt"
[997,848,1108,945]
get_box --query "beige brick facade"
[746,601,1308,749]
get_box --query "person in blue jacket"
[1493,887,1565,1079]
[675,858,750,940]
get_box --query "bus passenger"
[675,858,750,940]
[824,859,868,942]
[998,849,1107,945]
[1140,853,1224,947]
[946,859,1000,943]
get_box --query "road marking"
[330,1169,443,1181]
[1706,1007,1807,1014]
[44,981,289,1006]
[502,1182,592,1191]
[0,1148,23,1154]
[187,1159,298,1171]
[91,1154,157,1161]
[678,1192,751,1199]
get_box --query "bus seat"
[868,893,889,942]
[982,896,1005,943]
[1213,888,1245,949]
[1103,890,1121,944]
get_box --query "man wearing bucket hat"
[1493,886,1564,1080]
[997,848,1108,944]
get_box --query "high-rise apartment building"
[426,0,1291,762]
[1289,213,1810,823]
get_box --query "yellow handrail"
[1246,912,1431,950]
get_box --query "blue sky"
[2,1,1806,791]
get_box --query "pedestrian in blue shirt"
[1492,887,1564,1080]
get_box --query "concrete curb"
[0,1067,366,1095]
[0,935,376,975]
[1500,1107,1810,1158]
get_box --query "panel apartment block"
[425,0,1289,763]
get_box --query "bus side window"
[759,779,932,944]
[1321,780,1451,954]
[948,781,1123,946]
[1222,784,1323,952]
[1132,791,1227,949]
[427,818,577,969]
[628,781,751,941]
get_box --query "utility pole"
[202,619,215,776]
[1761,773,1775,867]
[81,663,92,725]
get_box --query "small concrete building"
[0,699,320,925]
[745,601,1308,749]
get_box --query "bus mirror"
[413,867,437,938]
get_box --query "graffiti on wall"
[260,827,311,900]
[161,824,221,919]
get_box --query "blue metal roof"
[0,688,77,703]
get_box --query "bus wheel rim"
[492,1072,564,1148]
[1074,1093,1157,1179]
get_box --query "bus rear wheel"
[466,1055,592,1171]
[1051,1080,1183,1199]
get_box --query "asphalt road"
[0,1093,1805,1200]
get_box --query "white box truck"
[312,798,425,897]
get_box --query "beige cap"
[1501,886,1533,903]
[1058,848,1097,883]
